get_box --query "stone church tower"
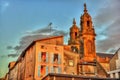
[68,18,80,53]
[68,3,97,76]
[80,3,96,62]
[68,18,80,45]
[68,3,96,61]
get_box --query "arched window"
[71,46,78,53]
[87,21,90,27]
[75,32,77,38]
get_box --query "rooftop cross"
[84,3,87,13]
[73,18,76,25]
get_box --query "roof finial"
[73,18,76,25]
[84,3,87,13]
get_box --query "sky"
[0,0,120,78]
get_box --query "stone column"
[110,73,113,78]
[115,72,119,78]
[94,65,97,76]
[82,65,85,75]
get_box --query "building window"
[38,52,48,63]
[54,54,58,64]
[41,66,46,77]
[41,52,46,63]
[51,53,61,64]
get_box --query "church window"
[71,46,75,52]
[75,32,77,38]
[81,21,83,25]
[87,21,90,27]
[71,46,78,53]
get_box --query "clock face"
[69,60,74,67]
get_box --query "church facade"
[5,4,114,80]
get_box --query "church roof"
[15,35,63,64]
[81,3,91,20]
[96,53,113,58]
[70,18,79,30]
[35,35,63,42]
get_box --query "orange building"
[6,3,114,80]
[8,36,64,80]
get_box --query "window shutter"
[50,66,53,73]
[58,54,61,64]
[51,53,53,64]
[58,67,61,73]
[46,66,49,75]
[38,66,41,77]
[38,52,41,62]
[46,52,48,63]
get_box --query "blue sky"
[0,0,120,78]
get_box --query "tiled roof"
[35,35,63,42]
[97,53,113,58]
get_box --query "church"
[6,3,114,80]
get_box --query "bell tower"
[68,18,80,53]
[77,3,97,76]
[68,18,80,45]
[80,3,96,61]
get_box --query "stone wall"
[109,54,118,71]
